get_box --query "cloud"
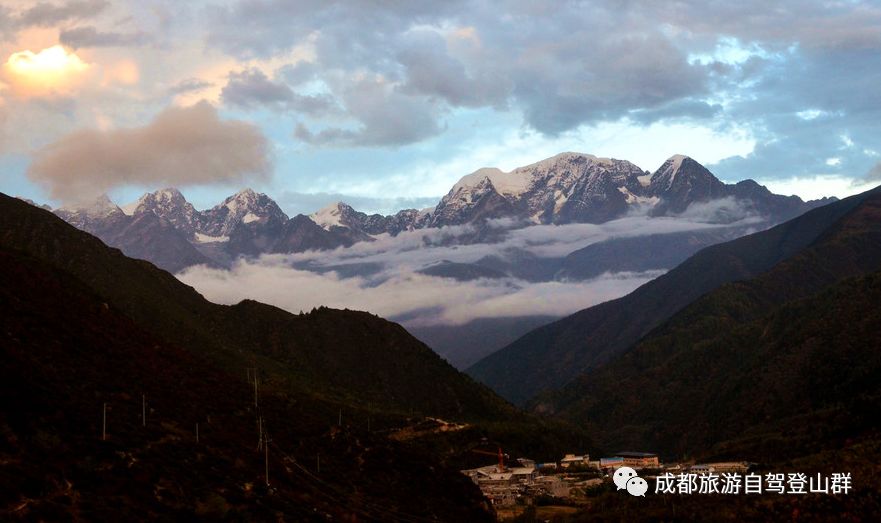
[649,1,881,51]
[674,197,757,224]
[27,101,271,202]
[513,33,708,134]
[0,6,16,41]
[196,0,881,184]
[709,42,881,184]
[753,174,878,201]
[205,1,457,60]
[864,162,881,183]
[1,0,108,40]
[0,104,7,152]
[1,45,92,98]
[3,0,880,201]
[396,28,510,108]
[294,74,443,147]
[16,0,108,27]
[221,67,333,114]
[59,26,150,48]
[178,204,763,328]
[179,258,662,328]
[284,209,760,269]
[205,1,710,138]
[168,78,214,96]
[629,99,723,125]
[277,61,319,86]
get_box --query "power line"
[270,441,441,523]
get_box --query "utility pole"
[196,423,200,443]
[142,395,146,427]
[263,430,271,487]
[338,409,342,427]
[102,403,107,441]
[254,372,259,408]
[317,453,320,474]
[257,417,263,450]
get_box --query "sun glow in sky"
[4,45,89,96]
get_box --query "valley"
[4,171,880,521]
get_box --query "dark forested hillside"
[0,193,509,421]
[468,188,877,405]
[0,192,587,520]
[538,190,881,461]
[0,246,493,521]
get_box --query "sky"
[1,0,880,215]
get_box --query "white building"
[560,454,590,468]
[691,462,750,474]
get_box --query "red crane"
[471,446,508,472]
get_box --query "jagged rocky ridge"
[54,188,368,272]
[312,153,823,232]
[46,153,829,274]
[535,186,881,461]
[467,186,875,405]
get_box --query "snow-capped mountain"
[55,194,126,230]
[200,188,289,237]
[311,201,431,236]
[54,194,212,273]
[310,202,347,229]
[426,152,820,228]
[124,188,202,237]
[644,154,822,219]
[430,174,516,227]
[45,152,829,274]
[428,153,651,227]
[304,152,826,240]
[646,154,727,214]
[51,188,368,271]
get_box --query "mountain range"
[46,153,830,275]
[53,189,366,273]
[3,193,507,419]
[530,186,881,462]
[467,186,874,404]
[0,192,592,520]
[4,175,879,520]
[426,153,813,227]
[452,183,881,520]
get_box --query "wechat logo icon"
[613,466,648,497]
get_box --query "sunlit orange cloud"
[103,59,140,86]
[3,45,91,97]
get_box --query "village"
[461,447,752,518]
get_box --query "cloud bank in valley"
[26,101,271,203]
[180,260,662,328]
[178,208,762,328]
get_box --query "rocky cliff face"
[416,152,820,229]
[47,152,827,273]
[52,188,362,272]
